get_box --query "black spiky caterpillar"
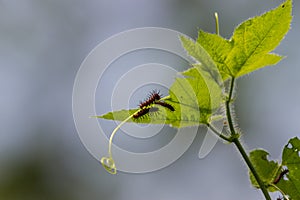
[139,90,175,111]
[154,101,175,111]
[139,90,162,109]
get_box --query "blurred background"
[0,0,299,199]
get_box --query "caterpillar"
[135,90,174,119]
[154,101,175,111]
[273,169,289,184]
[139,90,162,109]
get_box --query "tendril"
[100,112,137,174]
[214,12,220,35]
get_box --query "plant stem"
[226,77,236,135]
[232,138,271,200]
[207,123,231,142]
[226,77,271,200]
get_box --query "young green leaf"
[249,137,300,198]
[168,66,222,124]
[98,104,188,127]
[180,35,223,85]
[97,66,223,127]
[197,0,292,80]
[196,30,233,80]
[276,137,300,199]
[249,149,281,190]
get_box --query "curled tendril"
[101,156,116,174]
[100,109,141,174]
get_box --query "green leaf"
[196,30,233,80]
[249,149,281,190]
[197,0,292,79]
[249,137,300,199]
[276,137,300,199]
[98,100,191,127]
[97,66,222,127]
[180,35,223,85]
[168,67,222,125]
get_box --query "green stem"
[226,77,271,200]
[207,123,231,142]
[232,138,271,200]
[226,77,236,134]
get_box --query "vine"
[96,0,299,199]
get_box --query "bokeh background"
[1,0,299,199]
